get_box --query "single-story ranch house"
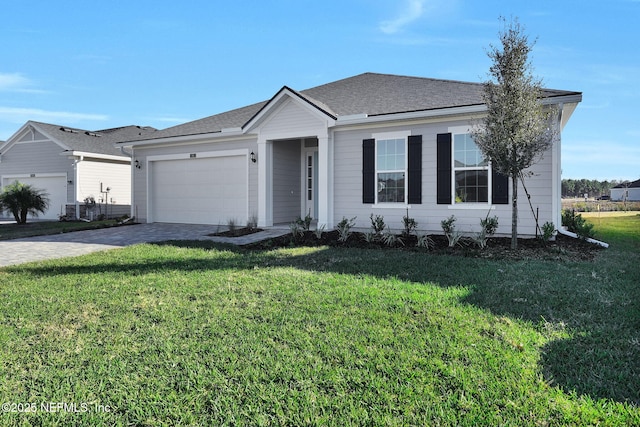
[610,179,640,202]
[118,72,581,236]
[0,121,155,220]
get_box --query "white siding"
[332,119,556,237]
[0,140,73,219]
[77,159,130,204]
[260,98,326,139]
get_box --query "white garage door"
[151,155,247,225]
[2,176,67,220]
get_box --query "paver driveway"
[0,223,288,267]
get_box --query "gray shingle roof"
[31,122,156,156]
[613,179,640,188]
[126,72,581,142]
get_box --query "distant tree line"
[562,179,630,198]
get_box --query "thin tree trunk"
[511,174,518,249]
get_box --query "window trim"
[372,131,411,206]
[449,127,491,206]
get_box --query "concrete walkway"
[0,223,289,267]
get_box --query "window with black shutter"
[362,134,422,205]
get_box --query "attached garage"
[1,175,67,220]
[149,152,248,225]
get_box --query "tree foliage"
[0,181,50,224]
[562,178,628,198]
[471,17,557,249]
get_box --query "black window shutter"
[362,138,375,204]
[437,133,452,204]
[492,170,509,204]
[407,135,422,204]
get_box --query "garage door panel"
[151,156,247,225]
[2,176,67,220]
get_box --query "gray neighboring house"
[0,121,155,220]
[118,72,582,236]
[610,179,640,202]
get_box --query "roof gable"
[2,121,156,157]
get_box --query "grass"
[0,215,638,425]
[0,220,122,241]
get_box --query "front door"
[304,150,318,218]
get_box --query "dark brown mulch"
[210,227,263,238]
[244,230,604,262]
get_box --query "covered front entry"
[270,138,318,224]
[149,153,248,225]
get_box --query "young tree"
[0,181,50,224]
[472,17,556,249]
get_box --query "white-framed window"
[453,133,489,204]
[376,137,407,204]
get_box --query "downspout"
[557,227,609,248]
[72,155,83,219]
[119,146,135,220]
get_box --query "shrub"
[382,227,404,247]
[295,212,313,231]
[313,224,326,240]
[417,233,435,250]
[363,230,377,243]
[540,221,556,243]
[336,216,356,242]
[441,216,463,248]
[473,215,499,250]
[247,214,258,231]
[480,215,499,236]
[562,209,595,240]
[401,210,418,238]
[369,214,386,236]
[289,221,304,240]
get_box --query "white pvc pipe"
[557,226,609,248]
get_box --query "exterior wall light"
[134,160,142,169]
[250,151,257,163]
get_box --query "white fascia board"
[541,93,582,105]
[116,131,242,148]
[63,151,130,162]
[244,88,336,133]
[335,105,488,127]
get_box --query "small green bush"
[562,209,595,240]
[402,210,418,238]
[369,214,386,236]
[336,216,356,242]
[540,221,556,243]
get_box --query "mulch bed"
[244,229,603,262]
[210,227,263,238]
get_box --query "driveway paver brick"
[0,223,288,267]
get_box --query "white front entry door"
[304,150,318,219]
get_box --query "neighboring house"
[610,179,640,201]
[0,121,155,220]
[117,72,581,236]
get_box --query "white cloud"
[0,107,108,124]
[379,0,426,34]
[0,72,36,92]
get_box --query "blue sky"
[1,0,638,180]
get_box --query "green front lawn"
[0,215,638,425]
[0,220,122,241]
